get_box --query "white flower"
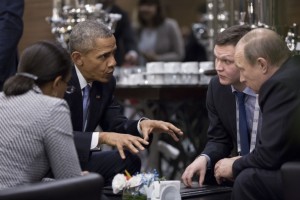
[127,174,142,188]
[112,174,127,194]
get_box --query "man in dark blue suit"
[182,25,262,187]
[64,20,183,185]
[215,28,300,200]
[0,0,24,91]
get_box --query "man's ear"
[71,51,83,66]
[257,57,268,74]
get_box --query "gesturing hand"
[100,132,149,159]
[140,120,184,141]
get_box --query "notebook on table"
[103,182,232,199]
[180,182,232,199]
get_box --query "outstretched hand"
[100,132,149,159]
[140,119,184,141]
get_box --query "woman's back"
[0,86,81,189]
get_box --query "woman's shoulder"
[164,18,179,27]
[26,90,69,112]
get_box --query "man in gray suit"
[182,25,261,187]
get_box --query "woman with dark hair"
[0,41,82,189]
[136,0,185,65]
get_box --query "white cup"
[128,74,145,85]
[181,74,199,84]
[163,62,181,73]
[181,62,199,74]
[164,74,182,85]
[146,62,164,74]
[199,61,214,72]
[147,74,164,85]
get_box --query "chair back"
[281,162,300,200]
[0,173,104,200]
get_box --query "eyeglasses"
[65,85,76,94]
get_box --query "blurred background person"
[183,3,208,62]
[0,41,82,189]
[96,0,138,67]
[0,0,24,91]
[135,0,184,65]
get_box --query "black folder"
[180,182,232,198]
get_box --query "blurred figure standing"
[0,0,24,91]
[96,0,138,67]
[135,0,184,65]
[183,3,208,62]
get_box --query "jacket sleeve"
[201,78,234,167]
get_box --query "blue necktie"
[82,85,91,131]
[235,91,250,155]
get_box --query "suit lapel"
[226,86,237,143]
[65,68,84,131]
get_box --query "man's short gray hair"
[240,28,291,67]
[69,20,113,53]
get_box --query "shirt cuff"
[200,154,211,169]
[137,117,149,135]
[91,132,101,150]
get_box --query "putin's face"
[234,44,266,93]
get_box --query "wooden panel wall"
[19,0,54,53]
[19,0,300,53]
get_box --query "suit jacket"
[233,55,300,178]
[0,87,81,189]
[64,68,140,163]
[201,76,237,168]
[0,0,24,90]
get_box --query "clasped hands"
[214,156,241,184]
[182,155,241,187]
[99,119,183,159]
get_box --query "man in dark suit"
[65,20,183,185]
[96,0,138,66]
[182,25,261,187]
[214,28,300,199]
[0,0,24,91]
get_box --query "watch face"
[161,186,181,200]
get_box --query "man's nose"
[215,60,223,71]
[240,74,245,83]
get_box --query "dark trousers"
[82,150,141,186]
[232,168,283,200]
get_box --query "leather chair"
[281,162,300,200]
[0,173,104,200]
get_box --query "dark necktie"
[82,85,91,131]
[235,91,250,155]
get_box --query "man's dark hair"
[215,25,252,46]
